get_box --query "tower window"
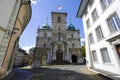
[44,43,46,48]
[71,34,73,38]
[58,27,60,31]
[72,43,74,48]
[44,33,47,37]
[58,33,61,41]
[58,17,61,22]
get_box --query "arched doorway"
[41,56,47,65]
[72,55,77,63]
[56,49,63,61]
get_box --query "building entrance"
[56,49,63,61]
[116,44,120,60]
[72,55,77,63]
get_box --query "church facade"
[33,12,83,66]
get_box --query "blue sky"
[19,0,85,52]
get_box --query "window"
[89,0,94,7]
[100,48,111,63]
[58,27,60,31]
[86,19,91,29]
[44,43,46,48]
[89,33,94,44]
[44,33,47,37]
[72,43,74,48]
[100,0,114,10]
[58,17,61,22]
[58,33,61,41]
[92,9,98,22]
[95,26,104,40]
[92,50,98,62]
[71,34,73,38]
[107,13,120,33]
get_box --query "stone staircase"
[50,60,71,65]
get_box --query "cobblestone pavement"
[3,65,113,80]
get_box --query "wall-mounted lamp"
[12,27,19,34]
[7,28,19,38]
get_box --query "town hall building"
[33,12,83,66]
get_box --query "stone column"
[53,46,56,60]
[66,46,70,61]
[68,49,72,63]
[64,45,68,61]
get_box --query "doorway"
[56,49,63,61]
[72,55,77,63]
[42,56,47,65]
[115,44,120,60]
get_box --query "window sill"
[103,62,114,66]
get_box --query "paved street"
[3,65,113,80]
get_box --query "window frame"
[92,9,99,22]
[95,26,104,41]
[92,50,98,62]
[89,33,94,44]
[86,19,91,29]
[100,0,114,10]
[107,12,120,33]
[100,48,111,63]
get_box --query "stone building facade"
[0,0,31,78]
[33,12,83,66]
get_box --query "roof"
[42,23,50,29]
[68,23,76,31]
[76,0,89,18]
[29,47,35,52]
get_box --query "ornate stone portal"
[33,12,83,67]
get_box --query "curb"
[88,68,114,80]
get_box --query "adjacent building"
[0,0,31,78]
[29,47,35,65]
[33,12,83,66]
[77,0,120,74]
[14,48,29,67]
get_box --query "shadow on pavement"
[2,67,113,80]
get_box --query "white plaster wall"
[0,0,16,29]
[0,30,5,45]
[82,0,120,74]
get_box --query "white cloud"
[30,0,39,5]
[81,38,85,42]
[21,45,35,53]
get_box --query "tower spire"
[46,17,48,24]
[70,18,72,24]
